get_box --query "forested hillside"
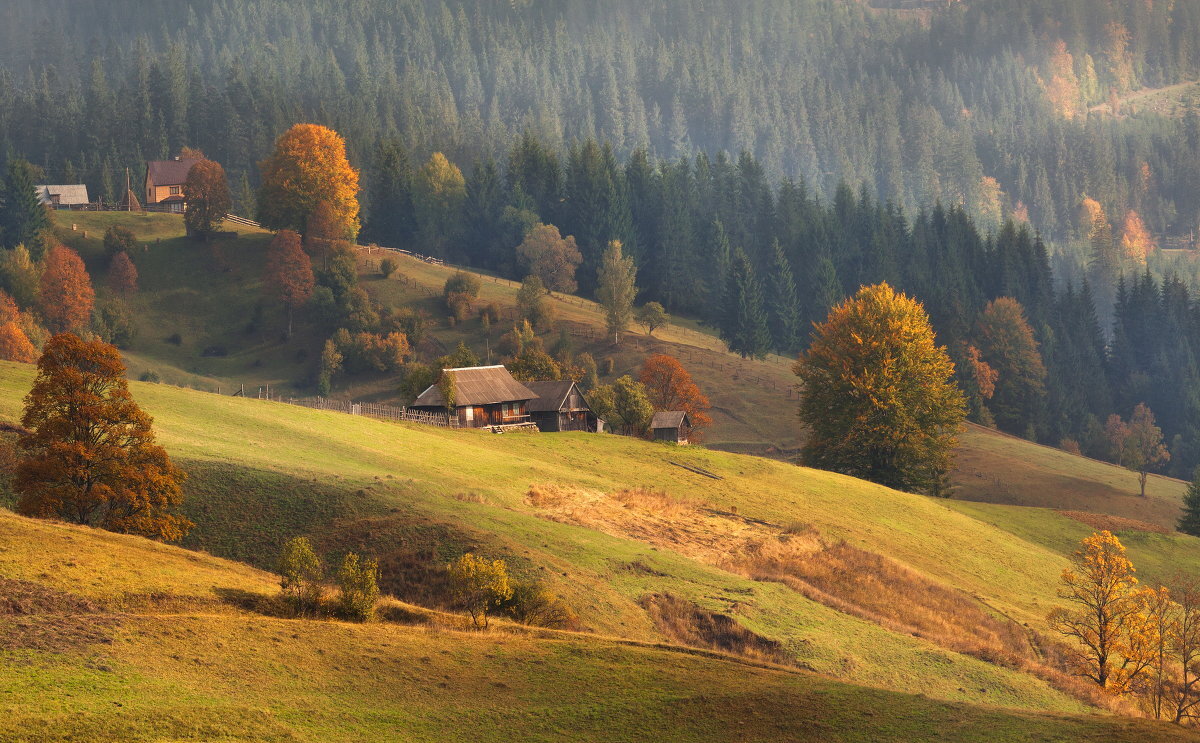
[2,0,1200,246]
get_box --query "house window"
[169,186,181,195]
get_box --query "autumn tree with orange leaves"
[516,223,583,293]
[1120,210,1155,266]
[38,244,94,333]
[795,283,965,495]
[638,354,712,441]
[0,290,35,363]
[183,158,232,236]
[1049,531,1156,693]
[108,251,138,295]
[264,230,315,337]
[14,334,190,540]
[974,297,1047,436]
[258,124,360,240]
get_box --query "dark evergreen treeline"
[365,133,1199,476]
[1,0,1200,244]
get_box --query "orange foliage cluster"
[38,245,94,334]
[264,229,315,335]
[637,354,712,440]
[258,123,360,240]
[108,251,139,295]
[14,334,189,540]
[0,291,35,363]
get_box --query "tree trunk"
[1140,470,1148,497]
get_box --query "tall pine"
[0,160,48,254]
[765,240,801,354]
[1180,469,1200,537]
[721,247,771,359]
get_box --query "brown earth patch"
[0,577,101,616]
[640,592,796,667]
[0,578,117,653]
[1056,510,1171,534]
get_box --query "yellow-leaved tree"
[257,123,360,241]
[794,282,966,495]
[1048,531,1155,693]
[447,553,512,629]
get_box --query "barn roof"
[33,184,89,205]
[146,158,200,186]
[523,380,583,413]
[412,365,536,407]
[651,411,690,430]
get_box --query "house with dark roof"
[651,411,692,444]
[33,184,89,208]
[410,365,536,428]
[144,157,200,213]
[523,380,603,433]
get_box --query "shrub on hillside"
[379,257,398,278]
[398,362,436,403]
[91,298,136,348]
[102,225,138,257]
[338,551,380,622]
[279,536,324,616]
[496,579,577,629]
[448,553,512,629]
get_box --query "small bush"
[279,537,324,617]
[103,225,138,257]
[138,370,161,383]
[380,257,398,278]
[338,552,380,622]
[479,303,501,324]
[496,579,578,629]
[166,332,182,345]
[602,357,615,376]
[448,553,512,629]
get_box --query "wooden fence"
[271,394,459,428]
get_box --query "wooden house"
[144,157,200,212]
[651,411,692,444]
[410,365,535,429]
[523,380,603,433]
[33,184,89,208]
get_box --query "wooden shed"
[410,365,535,429]
[651,411,692,444]
[523,380,602,433]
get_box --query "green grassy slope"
[0,361,1162,715]
[2,508,1195,743]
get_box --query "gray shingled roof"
[146,158,200,186]
[34,184,89,205]
[651,411,690,429]
[412,365,536,407]
[523,380,581,413]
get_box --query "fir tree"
[721,248,770,359]
[1180,469,1200,537]
[362,139,415,249]
[765,239,801,354]
[0,160,47,253]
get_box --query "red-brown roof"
[146,158,200,187]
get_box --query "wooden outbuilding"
[651,411,692,444]
[523,380,603,433]
[410,365,535,429]
[33,184,89,208]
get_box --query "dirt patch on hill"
[0,578,117,653]
[1056,510,1171,534]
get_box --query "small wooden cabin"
[410,365,535,429]
[33,184,89,208]
[651,411,692,444]
[524,380,602,433]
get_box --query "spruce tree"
[806,252,842,329]
[704,219,731,328]
[1180,469,1200,537]
[765,240,801,354]
[362,139,415,249]
[0,160,48,253]
[721,248,770,359]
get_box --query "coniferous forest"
[2,0,1200,473]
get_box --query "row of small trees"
[1051,530,1200,723]
[279,536,380,621]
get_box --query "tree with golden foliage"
[38,244,94,333]
[1044,39,1081,119]
[411,152,466,257]
[1106,403,1170,497]
[1048,531,1155,693]
[516,223,583,293]
[1120,210,1155,266]
[638,354,712,441]
[795,283,966,495]
[183,158,232,236]
[448,552,513,629]
[974,297,1046,435]
[264,230,315,337]
[108,251,138,296]
[961,344,998,425]
[258,124,360,240]
[14,334,189,540]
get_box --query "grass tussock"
[640,592,796,667]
